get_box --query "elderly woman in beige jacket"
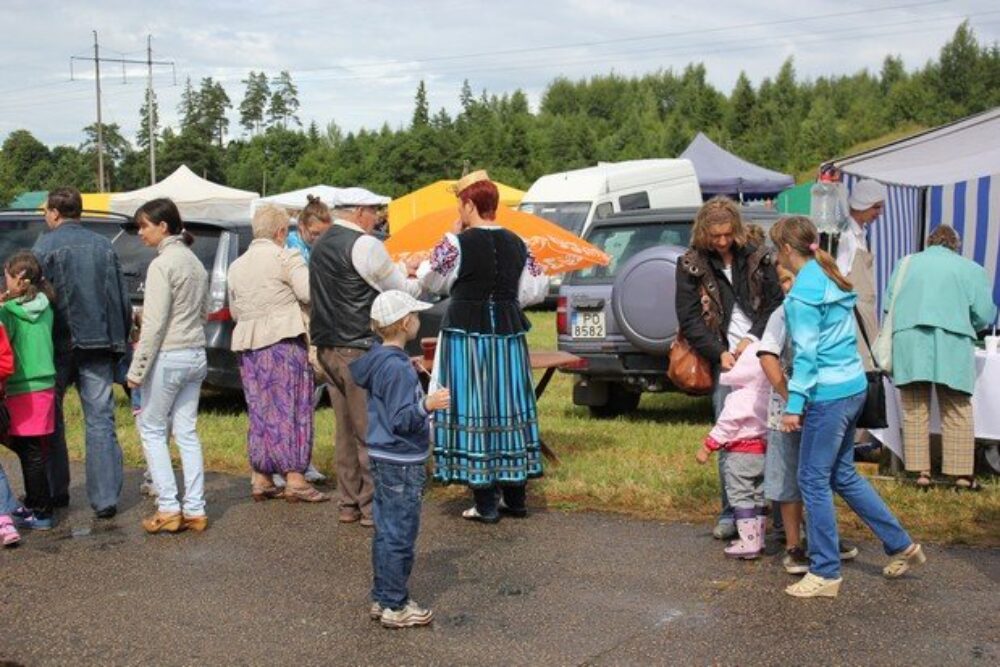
[228,206,328,503]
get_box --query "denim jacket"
[33,221,132,355]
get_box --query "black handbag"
[853,308,889,429]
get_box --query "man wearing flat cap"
[310,188,422,526]
[836,178,887,371]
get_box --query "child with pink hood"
[696,341,770,559]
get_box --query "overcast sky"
[1,0,998,148]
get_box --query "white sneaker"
[380,600,433,628]
[785,572,842,598]
[304,464,327,484]
[369,601,384,620]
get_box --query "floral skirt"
[239,339,313,475]
[432,329,543,487]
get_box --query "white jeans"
[139,348,208,516]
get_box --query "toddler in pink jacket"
[696,341,770,559]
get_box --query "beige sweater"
[228,238,310,352]
[127,235,208,384]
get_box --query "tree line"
[1,22,997,207]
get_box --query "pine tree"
[178,77,201,134]
[271,71,301,127]
[412,80,430,128]
[137,88,160,151]
[239,71,270,135]
[199,78,232,148]
[726,71,755,140]
[267,91,290,129]
[459,79,474,114]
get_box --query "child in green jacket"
[0,251,57,530]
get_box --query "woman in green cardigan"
[885,226,997,490]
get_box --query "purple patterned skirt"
[239,338,314,474]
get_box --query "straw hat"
[449,169,491,195]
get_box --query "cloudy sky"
[1,0,998,148]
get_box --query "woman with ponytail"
[127,198,211,534]
[770,216,925,598]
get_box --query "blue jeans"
[0,463,17,514]
[370,459,426,610]
[712,381,734,525]
[139,349,207,516]
[798,391,912,579]
[49,350,124,512]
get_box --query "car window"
[569,222,693,284]
[0,218,48,260]
[115,227,222,299]
[518,202,591,237]
[619,191,650,211]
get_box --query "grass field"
[62,310,999,546]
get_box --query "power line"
[210,0,953,75]
[68,32,175,191]
[264,9,1000,84]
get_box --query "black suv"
[556,206,780,417]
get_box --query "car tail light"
[556,296,568,336]
[205,232,233,323]
[206,307,231,322]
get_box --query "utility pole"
[71,35,175,190]
[93,31,105,192]
[147,35,156,185]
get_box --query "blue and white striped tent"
[927,175,1000,309]
[830,107,1000,317]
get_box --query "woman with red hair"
[419,170,549,522]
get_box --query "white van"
[518,159,702,240]
[518,159,703,300]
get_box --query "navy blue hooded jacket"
[349,343,430,464]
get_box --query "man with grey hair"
[836,179,887,371]
[309,189,421,526]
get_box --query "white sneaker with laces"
[369,601,383,620]
[380,600,433,628]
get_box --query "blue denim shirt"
[33,221,132,355]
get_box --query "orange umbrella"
[385,206,609,275]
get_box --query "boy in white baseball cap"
[349,290,450,628]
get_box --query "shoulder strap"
[853,305,881,371]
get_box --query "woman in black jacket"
[675,196,783,539]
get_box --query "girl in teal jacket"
[770,216,924,599]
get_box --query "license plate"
[572,311,606,339]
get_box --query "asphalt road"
[0,459,997,666]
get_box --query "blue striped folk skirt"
[432,329,543,487]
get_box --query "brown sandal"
[284,485,331,503]
[251,485,285,502]
[143,511,183,534]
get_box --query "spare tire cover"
[611,244,686,356]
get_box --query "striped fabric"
[842,173,924,316]
[432,329,543,487]
[927,174,1000,313]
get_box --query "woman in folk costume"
[418,170,549,523]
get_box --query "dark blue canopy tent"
[680,132,794,201]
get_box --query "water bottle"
[810,175,841,233]
[810,174,844,255]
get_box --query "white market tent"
[825,106,1000,312]
[251,185,391,215]
[110,165,258,222]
